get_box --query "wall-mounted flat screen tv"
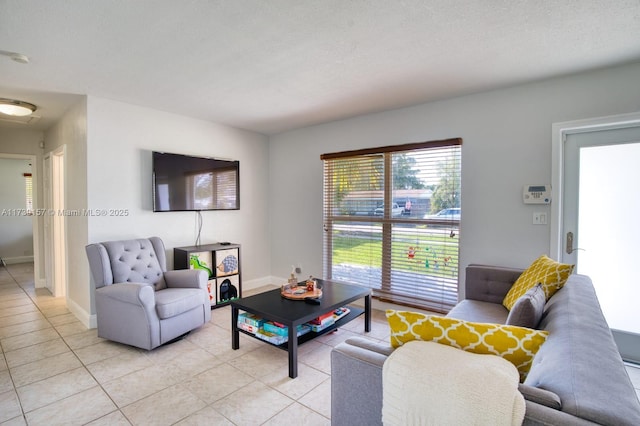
[152,151,240,212]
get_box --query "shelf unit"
[236,305,365,350]
[174,243,241,309]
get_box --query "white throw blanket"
[382,341,525,426]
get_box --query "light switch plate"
[533,212,547,225]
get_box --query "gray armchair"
[85,237,211,350]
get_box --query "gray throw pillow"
[506,283,545,329]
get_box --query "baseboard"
[243,276,279,292]
[613,329,640,364]
[1,255,34,264]
[66,297,97,329]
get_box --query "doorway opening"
[552,112,640,363]
[0,153,40,280]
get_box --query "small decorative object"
[288,265,298,287]
[218,254,238,274]
[218,277,238,303]
[281,274,323,300]
[190,252,213,278]
[306,276,316,292]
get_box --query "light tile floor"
[2,263,640,425]
[0,263,392,425]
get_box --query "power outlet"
[533,212,547,225]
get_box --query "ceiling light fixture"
[0,98,37,116]
[0,49,30,64]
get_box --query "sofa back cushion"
[465,264,523,304]
[525,274,640,425]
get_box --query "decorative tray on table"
[281,278,322,300]
[281,286,323,300]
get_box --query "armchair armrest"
[164,269,207,290]
[97,282,155,308]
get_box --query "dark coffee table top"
[231,278,370,326]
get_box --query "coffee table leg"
[364,294,371,332]
[231,306,239,350]
[288,325,298,378]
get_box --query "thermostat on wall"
[523,184,551,204]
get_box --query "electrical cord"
[195,210,203,246]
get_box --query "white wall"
[0,158,34,262]
[85,96,271,311]
[268,62,640,297]
[45,98,89,321]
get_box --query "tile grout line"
[0,264,131,424]
[2,266,394,425]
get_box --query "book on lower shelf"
[263,321,311,337]
[238,322,260,334]
[238,312,265,328]
[237,306,351,340]
[255,329,288,345]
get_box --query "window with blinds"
[321,139,462,313]
[24,173,33,214]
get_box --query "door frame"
[550,111,640,259]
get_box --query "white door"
[43,147,67,298]
[51,150,66,298]
[43,154,53,293]
[562,124,640,363]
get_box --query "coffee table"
[231,278,371,378]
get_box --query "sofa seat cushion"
[448,299,509,324]
[155,288,204,319]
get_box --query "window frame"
[321,138,462,312]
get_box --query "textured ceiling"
[1,0,640,134]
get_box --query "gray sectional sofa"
[331,264,640,425]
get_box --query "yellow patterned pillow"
[503,255,574,310]
[386,310,548,381]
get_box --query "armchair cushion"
[155,288,206,320]
[102,239,167,290]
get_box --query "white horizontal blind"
[214,169,238,209]
[322,139,462,313]
[187,168,238,210]
[24,173,33,214]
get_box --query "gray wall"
[268,62,640,297]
